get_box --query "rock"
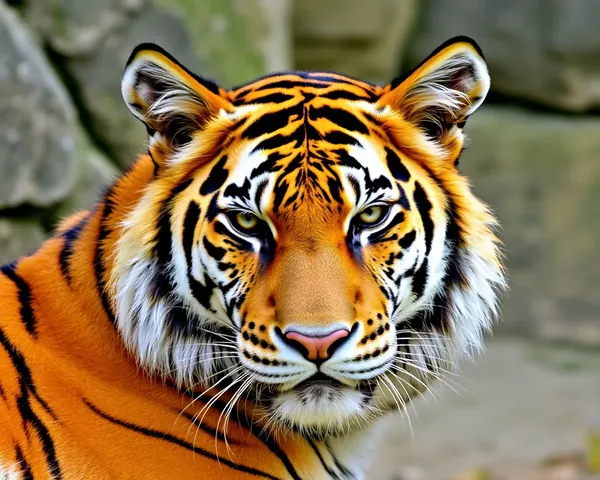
[0,218,46,265]
[0,2,78,208]
[255,0,293,72]
[26,0,275,166]
[293,0,418,83]
[156,0,283,81]
[408,0,600,112]
[461,106,600,345]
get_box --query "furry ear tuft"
[122,44,232,148]
[380,37,490,144]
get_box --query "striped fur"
[0,37,504,479]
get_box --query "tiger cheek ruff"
[0,36,505,479]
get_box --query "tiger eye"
[236,212,258,230]
[359,206,384,224]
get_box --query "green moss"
[156,0,265,87]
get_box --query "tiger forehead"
[217,73,396,214]
[228,71,381,104]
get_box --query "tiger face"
[112,38,504,437]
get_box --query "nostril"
[274,326,310,359]
[285,338,310,359]
[278,326,353,362]
[327,336,349,357]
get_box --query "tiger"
[0,36,505,479]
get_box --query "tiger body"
[0,37,505,479]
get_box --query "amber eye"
[234,211,259,231]
[357,205,389,226]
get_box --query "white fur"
[0,463,21,480]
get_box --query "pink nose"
[285,329,349,361]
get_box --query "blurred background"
[0,0,598,478]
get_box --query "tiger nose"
[284,328,349,361]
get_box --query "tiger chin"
[0,36,504,479]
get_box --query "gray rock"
[26,0,272,166]
[156,0,272,84]
[0,3,78,208]
[0,218,46,264]
[408,0,600,112]
[461,106,600,346]
[293,0,418,83]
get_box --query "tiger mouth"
[292,372,343,392]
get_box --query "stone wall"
[1,0,598,344]
[0,0,290,263]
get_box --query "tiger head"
[111,37,505,437]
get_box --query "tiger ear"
[122,43,233,148]
[379,36,489,148]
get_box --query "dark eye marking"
[209,195,226,223]
[214,221,254,251]
[200,155,229,195]
[203,238,226,261]
[223,178,252,201]
[398,230,416,249]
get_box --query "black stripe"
[179,391,303,480]
[200,155,229,195]
[15,444,33,480]
[154,178,194,264]
[0,327,61,479]
[411,257,428,300]
[203,238,226,261]
[308,105,370,135]
[148,147,160,175]
[241,92,296,105]
[253,79,332,92]
[176,410,238,445]
[251,127,305,154]
[182,201,201,265]
[93,197,117,324]
[307,439,340,480]
[385,147,410,182]
[398,230,416,249]
[254,179,268,210]
[242,105,303,140]
[320,89,372,101]
[325,443,354,479]
[323,130,359,146]
[0,264,36,336]
[58,216,89,285]
[405,161,467,333]
[83,399,281,480]
[413,182,433,255]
